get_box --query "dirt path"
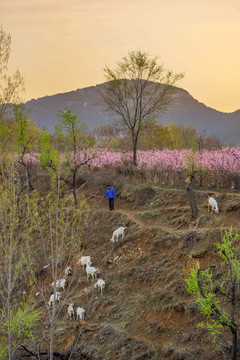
[92,197,233,235]
[88,186,240,235]
[150,184,240,197]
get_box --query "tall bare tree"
[0,25,24,121]
[24,180,90,360]
[101,50,184,164]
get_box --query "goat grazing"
[86,261,98,281]
[65,266,72,277]
[76,307,85,321]
[208,197,219,214]
[67,303,75,320]
[94,279,105,293]
[51,278,67,292]
[48,292,61,307]
[77,256,92,268]
[110,227,126,243]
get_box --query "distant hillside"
[25,82,240,145]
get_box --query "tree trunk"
[133,147,137,166]
[231,329,237,360]
[49,297,56,360]
[7,290,12,360]
[72,170,77,206]
[132,136,138,166]
[26,166,34,191]
[185,175,198,219]
[73,185,77,206]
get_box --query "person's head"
[107,184,111,189]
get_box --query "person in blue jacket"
[102,184,116,210]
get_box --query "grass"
[134,210,160,221]
[147,182,184,191]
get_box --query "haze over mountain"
[25,82,240,145]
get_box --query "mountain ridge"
[25,82,240,145]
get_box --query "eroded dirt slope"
[31,179,240,360]
[48,182,239,360]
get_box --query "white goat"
[86,261,98,281]
[76,307,85,321]
[51,278,67,291]
[67,303,75,320]
[94,279,105,293]
[77,256,92,268]
[208,197,219,214]
[65,266,72,277]
[110,227,126,243]
[48,292,61,307]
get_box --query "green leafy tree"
[101,49,184,165]
[185,228,240,360]
[0,159,40,360]
[39,130,61,194]
[0,302,39,360]
[41,109,95,205]
[13,103,43,191]
[94,124,121,149]
[137,122,198,151]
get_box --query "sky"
[1,0,240,112]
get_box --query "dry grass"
[19,176,240,360]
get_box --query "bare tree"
[101,49,184,165]
[24,179,90,360]
[185,174,198,219]
[0,25,24,121]
[184,152,198,219]
[0,159,90,359]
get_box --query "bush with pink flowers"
[20,147,240,189]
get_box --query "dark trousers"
[109,198,114,210]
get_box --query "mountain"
[25,82,240,144]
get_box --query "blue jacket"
[103,187,116,199]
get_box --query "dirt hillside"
[35,179,240,360]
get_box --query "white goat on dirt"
[67,303,75,320]
[208,197,219,214]
[65,266,72,277]
[77,256,92,268]
[110,227,126,243]
[76,307,85,321]
[48,292,61,307]
[51,278,67,292]
[94,279,105,293]
[86,261,98,281]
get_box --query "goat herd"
[47,226,127,322]
[46,196,219,322]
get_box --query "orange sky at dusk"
[1,0,240,112]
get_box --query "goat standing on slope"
[67,303,75,320]
[65,266,72,277]
[76,307,85,321]
[208,197,219,215]
[48,292,61,307]
[94,279,105,293]
[77,256,92,268]
[86,261,98,281]
[51,278,67,292]
[110,227,126,243]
